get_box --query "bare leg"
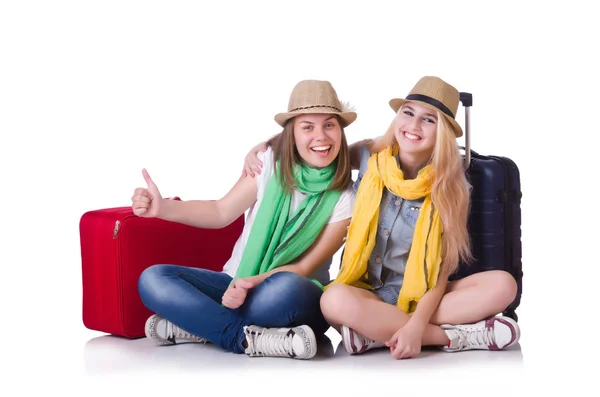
[321,270,519,350]
[430,270,518,325]
[320,284,448,347]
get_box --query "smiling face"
[394,101,439,161]
[293,113,342,169]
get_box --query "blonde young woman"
[243,76,520,359]
[133,80,356,360]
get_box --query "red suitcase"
[80,200,244,338]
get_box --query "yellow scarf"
[325,146,443,313]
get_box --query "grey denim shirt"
[352,145,424,305]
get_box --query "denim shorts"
[374,284,400,306]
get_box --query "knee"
[248,272,317,307]
[261,272,316,296]
[320,285,361,324]
[138,264,161,292]
[487,270,518,310]
[264,271,304,288]
[138,264,170,304]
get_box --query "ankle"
[424,326,450,347]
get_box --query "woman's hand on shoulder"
[242,141,268,178]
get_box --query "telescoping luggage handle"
[459,92,472,167]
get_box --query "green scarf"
[234,160,341,287]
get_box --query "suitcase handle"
[459,92,472,167]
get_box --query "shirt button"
[383,229,390,236]
[375,257,382,263]
[395,200,401,206]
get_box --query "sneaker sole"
[294,325,317,359]
[144,315,174,345]
[489,316,521,350]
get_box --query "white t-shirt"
[222,147,355,285]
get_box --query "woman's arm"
[222,219,349,309]
[349,139,368,171]
[244,217,350,285]
[404,275,448,332]
[132,168,257,229]
[159,175,257,229]
[385,272,449,359]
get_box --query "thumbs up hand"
[131,168,163,218]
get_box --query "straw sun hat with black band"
[389,76,463,138]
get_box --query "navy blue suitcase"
[449,93,523,322]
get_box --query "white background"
[2,0,598,395]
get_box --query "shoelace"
[459,325,494,349]
[250,329,294,357]
[166,321,200,341]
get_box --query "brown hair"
[267,115,351,195]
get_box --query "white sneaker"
[341,325,385,355]
[144,314,208,345]
[441,316,520,352]
[243,325,317,359]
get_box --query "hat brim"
[389,98,463,138]
[275,109,357,128]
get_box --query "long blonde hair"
[369,110,472,276]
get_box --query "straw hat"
[389,76,463,137]
[275,80,357,127]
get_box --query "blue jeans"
[138,265,329,354]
